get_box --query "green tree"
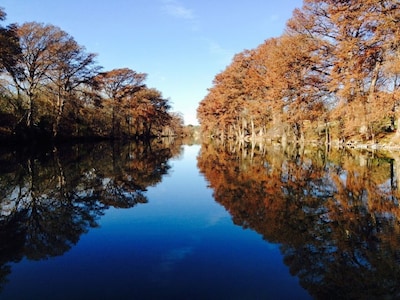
[0,8,21,76]
[0,8,22,133]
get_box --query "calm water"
[0,141,400,299]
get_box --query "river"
[0,140,399,299]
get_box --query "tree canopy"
[197,0,400,146]
[0,9,183,141]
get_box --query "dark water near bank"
[0,140,399,299]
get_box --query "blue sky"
[1,0,303,125]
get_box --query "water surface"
[0,142,310,299]
[2,140,400,299]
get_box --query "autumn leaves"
[0,9,183,140]
[197,0,400,146]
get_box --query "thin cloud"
[162,0,194,20]
[208,41,230,56]
[208,40,234,65]
[269,14,280,22]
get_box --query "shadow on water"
[197,140,400,299]
[0,138,183,290]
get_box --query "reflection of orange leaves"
[198,142,328,245]
[198,142,400,296]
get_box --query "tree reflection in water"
[0,139,181,289]
[197,141,400,299]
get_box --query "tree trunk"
[396,115,400,138]
[53,90,64,137]
[325,122,330,146]
[251,118,255,138]
[241,117,247,141]
[27,91,35,128]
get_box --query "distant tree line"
[197,0,400,146]
[0,8,184,141]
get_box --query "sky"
[1,0,304,125]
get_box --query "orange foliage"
[198,0,400,143]
[198,141,400,298]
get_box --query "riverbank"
[339,133,400,152]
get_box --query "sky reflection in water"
[1,145,310,300]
